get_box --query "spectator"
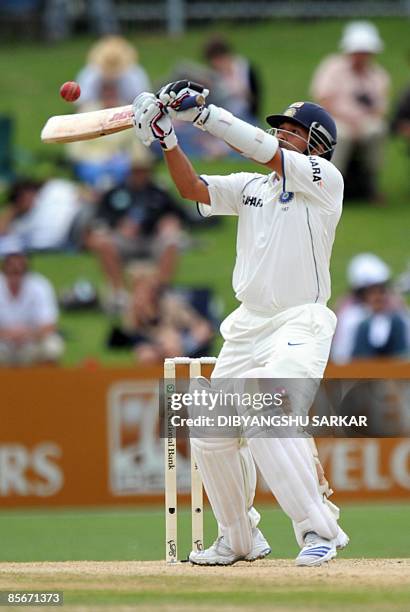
[43,0,118,43]
[0,178,90,252]
[66,80,148,190]
[162,36,261,159]
[310,22,390,203]
[331,253,410,363]
[391,71,410,148]
[203,35,261,121]
[120,263,213,364]
[76,36,151,107]
[84,158,187,309]
[0,238,64,366]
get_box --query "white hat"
[348,253,391,290]
[340,21,384,54]
[88,36,138,78]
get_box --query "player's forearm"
[163,146,210,204]
[198,105,282,174]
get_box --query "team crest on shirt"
[279,191,294,204]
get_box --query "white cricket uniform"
[190,149,344,556]
[199,150,342,313]
[197,149,343,378]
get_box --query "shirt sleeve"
[197,172,258,217]
[281,150,344,215]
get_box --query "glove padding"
[157,80,209,123]
[133,92,178,151]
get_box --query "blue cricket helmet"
[266,101,337,161]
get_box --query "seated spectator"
[331,253,410,363]
[0,239,64,366]
[0,177,90,252]
[203,35,261,121]
[117,263,214,364]
[66,79,147,190]
[391,68,410,149]
[76,36,151,106]
[84,158,188,309]
[310,22,390,203]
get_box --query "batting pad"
[248,436,338,541]
[188,374,258,544]
[291,437,341,547]
[191,437,253,555]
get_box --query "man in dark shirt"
[85,159,187,305]
[391,83,410,150]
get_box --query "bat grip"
[178,94,206,111]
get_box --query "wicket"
[164,356,217,564]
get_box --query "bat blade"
[41,104,134,143]
[41,94,206,144]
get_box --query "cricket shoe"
[335,526,349,550]
[245,527,272,562]
[189,528,271,566]
[295,531,337,567]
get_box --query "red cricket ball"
[60,81,81,102]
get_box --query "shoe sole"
[189,547,271,567]
[189,557,243,566]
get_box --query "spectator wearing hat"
[331,253,410,363]
[76,36,151,107]
[67,36,152,189]
[0,239,64,365]
[310,22,390,203]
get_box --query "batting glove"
[157,80,209,124]
[133,92,178,151]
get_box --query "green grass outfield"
[1,19,409,365]
[0,503,409,562]
[0,504,409,611]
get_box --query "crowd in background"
[0,18,409,367]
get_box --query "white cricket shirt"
[198,150,343,313]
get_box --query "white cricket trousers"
[190,302,338,554]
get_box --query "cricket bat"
[41,94,206,144]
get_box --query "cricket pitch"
[0,559,409,611]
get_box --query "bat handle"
[178,94,206,111]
